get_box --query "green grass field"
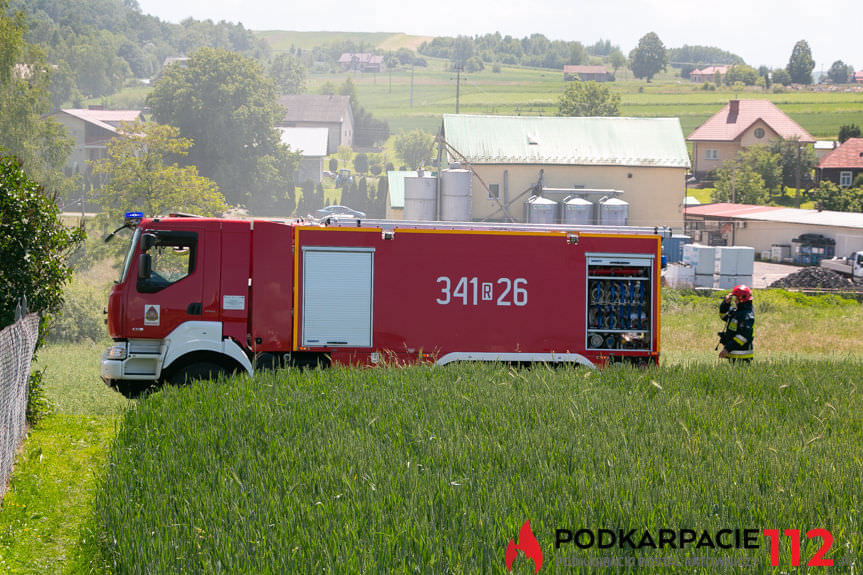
[94,360,861,573]
[1,289,861,573]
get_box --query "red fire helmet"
[731,284,753,303]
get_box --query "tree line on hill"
[9,0,267,105]
[418,33,627,71]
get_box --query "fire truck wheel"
[167,361,229,386]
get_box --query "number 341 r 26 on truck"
[101,212,669,396]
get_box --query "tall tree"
[786,40,815,84]
[91,122,226,220]
[827,60,852,84]
[557,81,620,117]
[629,32,667,82]
[146,47,297,208]
[393,130,435,170]
[270,52,306,95]
[0,0,74,198]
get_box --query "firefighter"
[718,285,754,362]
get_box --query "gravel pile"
[769,267,855,289]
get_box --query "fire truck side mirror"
[140,233,156,252]
[138,253,152,279]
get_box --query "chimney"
[729,100,739,114]
[88,104,105,110]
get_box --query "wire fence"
[0,308,40,501]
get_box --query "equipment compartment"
[585,255,654,351]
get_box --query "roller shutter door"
[302,247,373,347]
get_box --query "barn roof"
[277,95,352,124]
[442,114,690,168]
[277,127,329,157]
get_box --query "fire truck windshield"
[117,227,141,284]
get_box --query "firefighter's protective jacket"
[719,299,754,359]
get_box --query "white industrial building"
[684,203,863,259]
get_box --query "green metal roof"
[386,171,423,209]
[443,114,691,168]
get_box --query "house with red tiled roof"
[690,66,729,83]
[818,138,863,187]
[46,107,144,183]
[854,71,863,84]
[563,65,612,82]
[687,99,815,178]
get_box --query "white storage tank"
[598,197,629,226]
[440,169,472,221]
[403,173,437,221]
[526,195,558,224]
[563,196,593,225]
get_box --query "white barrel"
[404,175,437,221]
[563,196,593,225]
[440,169,472,221]
[526,195,558,224]
[599,197,629,226]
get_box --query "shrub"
[48,274,110,343]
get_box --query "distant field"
[90,31,863,143]
[256,30,431,52]
[306,60,863,138]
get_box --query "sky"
[136,0,859,71]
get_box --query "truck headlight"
[104,344,127,361]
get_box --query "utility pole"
[794,142,802,208]
[454,63,464,114]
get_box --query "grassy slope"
[0,342,128,574]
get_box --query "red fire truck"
[101,214,668,396]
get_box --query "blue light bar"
[124,211,144,226]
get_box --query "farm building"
[276,94,353,154]
[277,127,329,184]
[817,138,863,187]
[338,53,384,73]
[689,66,729,83]
[46,107,144,184]
[855,71,863,84]
[684,202,863,257]
[687,99,815,179]
[563,65,612,82]
[385,170,418,219]
[440,114,690,229]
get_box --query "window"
[840,171,853,187]
[754,127,765,139]
[705,149,719,160]
[137,231,197,293]
[488,183,500,199]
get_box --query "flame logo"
[505,520,543,573]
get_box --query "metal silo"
[440,169,473,221]
[403,173,438,221]
[525,195,558,224]
[563,196,594,225]
[599,197,629,226]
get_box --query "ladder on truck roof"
[319,217,672,238]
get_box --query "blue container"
[662,234,692,263]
